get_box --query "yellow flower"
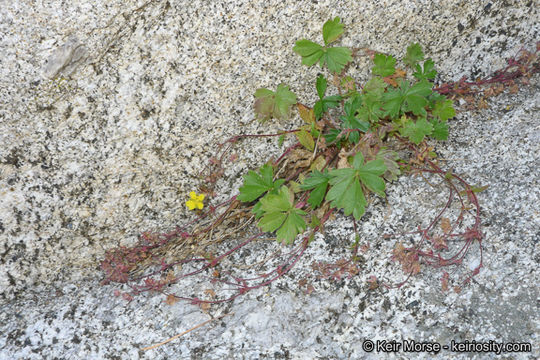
[186,191,204,210]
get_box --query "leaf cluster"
[293,17,353,74]
[239,21,457,245]
[302,153,386,219]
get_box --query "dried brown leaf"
[297,103,315,124]
[337,148,352,169]
[440,217,451,234]
[165,294,179,306]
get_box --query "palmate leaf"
[322,17,345,45]
[326,168,366,219]
[352,152,387,197]
[413,59,437,81]
[340,95,369,143]
[363,77,387,98]
[383,79,432,118]
[238,164,284,202]
[356,77,386,124]
[313,75,342,119]
[321,47,353,74]
[258,186,307,244]
[293,39,324,66]
[300,170,331,208]
[400,117,434,144]
[372,53,396,77]
[357,93,385,124]
[402,80,432,116]
[403,43,424,68]
[381,84,404,119]
[323,128,342,146]
[254,84,297,122]
[293,18,352,74]
[430,119,449,140]
[432,99,455,121]
[326,153,387,220]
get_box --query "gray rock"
[0,0,538,359]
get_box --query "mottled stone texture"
[0,0,538,358]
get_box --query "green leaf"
[413,59,437,81]
[459,184,489,196]
[372,53,396,77]
[293,39,324,66]
[432,99,455,121]
[310,122,320,138]
[300,170,331,208]
[323,95,342,106]
[321,47,353,74]
[254,88,274,98]
[293,20,351,74]
[353,153,387,197]
[358,88,385,124]
[296,128,315,151]
[254,84,297,122]
[316,74,327,99]
[427,91,447,109]
[313,101,324,119]
[258,210,287,233]
[326,168,366,219]
[403,43,424,68]
[276,211,307,245]
[258,186,307,244]
[326,153,386,219]
[314,95,341,120]
[310,213,320,228]
[313,75,341,119]
[278,134,285,147]
[252,199,265,219]
[430,119,449,140]
[340,95,369,143]
[238,164,283,202]
[403,80,432,116]
[344,93,363,114]
[322,17,345,45]
[385,80,432,118]
[382,85,403,119]
[363,77,387,98]
[324,128,342,145]
[400,117,433,144]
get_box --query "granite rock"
[0,0,538,358]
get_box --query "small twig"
[142,312,233,351]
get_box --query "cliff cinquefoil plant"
[102,17,495,305]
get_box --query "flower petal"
[189,191,197,199]
[196,201,204,209]
[196,193,205,201]
[186,200,196,210]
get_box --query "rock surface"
[0,0,538,359]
